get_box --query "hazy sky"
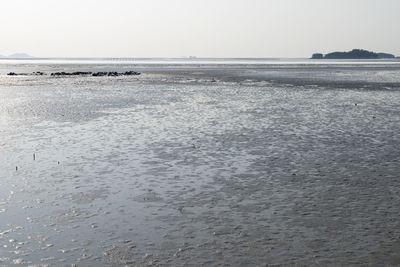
[1,0,399,57]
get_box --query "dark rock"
[107,72,118,76]
[51,72,68,76]
[71,71,92,75]
[92,72,107,77]
[123,71,140,76]
[51,71,92,76]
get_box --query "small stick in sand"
[16,166,18,171]
[33,153,36,160]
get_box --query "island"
[311,49,395,59]
[0,53,34,59]
[8,53,34,58]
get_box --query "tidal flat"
[0,62,400,266]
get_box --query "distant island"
[311,49,395,59]
[0,53,34,59]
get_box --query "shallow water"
[0,63,400,266]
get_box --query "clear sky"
[1,0,399,58]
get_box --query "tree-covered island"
[311,49,395,59]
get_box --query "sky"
[0,0,399,58]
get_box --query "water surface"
[0,62,399,266]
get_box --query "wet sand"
[0,63,400,266]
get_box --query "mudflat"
[0,62,399,266]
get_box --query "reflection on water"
[0,64,400,266]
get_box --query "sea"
[0,58,399,266]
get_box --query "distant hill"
[7,53,34,58]
[312,49,395,59]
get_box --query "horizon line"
[1,56,400,60]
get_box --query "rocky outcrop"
[50,71,93,76]
[7,71,44,76]
[51,71,140,77]
[7,71,140,77]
